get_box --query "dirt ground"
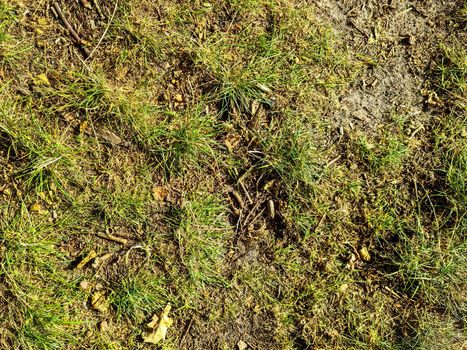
[0,0,466,349]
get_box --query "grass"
[0,0,465,349]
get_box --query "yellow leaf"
[34,73,51,86]
[30,203,43,212]
[152,186,168,201]
[143,304,173,344]
[79,120,89,134]
[359,246,371,261]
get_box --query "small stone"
[79,280,90,291]
[174,93,183,102]
[237,340,248,350]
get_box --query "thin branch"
[52,2,91,57]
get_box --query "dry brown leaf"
[91,291,109,313]
[143,303,173,344]
[153,186,168,201]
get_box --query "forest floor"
[0,0,466,349]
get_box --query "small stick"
[313,213,326,235]
[52,2,91,57]
[231,190,244,208]
[239,182,253,205]
[76,249,97,269]
[326,155,341,168]
[97,232,128,245]
[179,317,194,349]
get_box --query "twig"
[267,199,275,219]
[326,155,341,168]
[97,232,128,245]
[52,2,91,57]
[239,181,253,205]
[231,190,244,208]
[85,0,119,61]
[76,249,97,269]
[179,317,194,349]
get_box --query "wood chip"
[153,186,168,201]
[267,200,275,219]
[97,232,128,245]
[99,129,123,146]
[98,320,108,332]
[76,249,97,269]
[92,252,114,269]
[91,291,109,313]
[79,280,91,291]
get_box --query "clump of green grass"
[0,210,84,349]
[109,274,168,323]
[190,1,356,117]
[357,134,408,174]
[133,105,220,176]
[258,116,323,192]
[433,41,467,109]
[0,3,16,43]
[166,192,232,288]
[0,95,78,194]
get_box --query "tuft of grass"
[166,192,232,288]
[109,274,168,323]
[357,134,408,174]
[258,112,323,193]
[433,41,467,109]
[134,104,220,176]
[0,210,84,349]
